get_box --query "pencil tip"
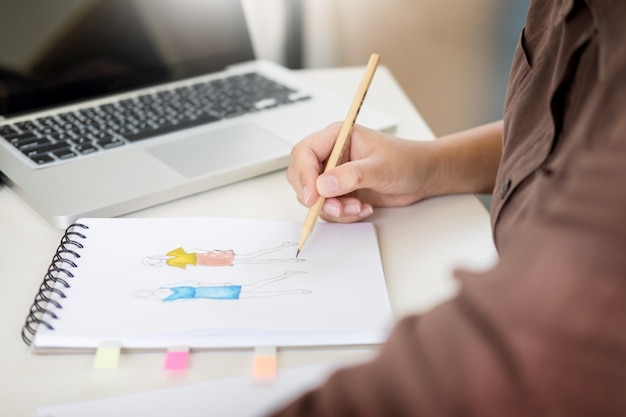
[295,249,300,258]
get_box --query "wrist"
[428,122,503,196]
[419,140,452,198]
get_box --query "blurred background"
[243,0,530,137]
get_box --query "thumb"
[316,161,371,198]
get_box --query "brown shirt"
[271,1,626,415]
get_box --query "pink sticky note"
[164,349,189,370]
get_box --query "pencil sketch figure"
[142,241,304,269]
[132,271,311,302]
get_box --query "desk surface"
[0,66,497,416]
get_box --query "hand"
[287,123,440,223]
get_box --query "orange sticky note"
[253,346,277,382]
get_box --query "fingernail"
[322,201,341,217]
[317,174,339,196]
[344,202,361,216]
[359,205,374,218]
[302,186,311,205]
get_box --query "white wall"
[241,0,289,64]
[243,0,528,136]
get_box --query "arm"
[286,121,502,223]
[272,118,626,415]
[430,120,502,196]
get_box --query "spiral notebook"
[21,217,393,353]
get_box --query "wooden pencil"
[296,53,381,256]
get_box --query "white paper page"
[34,360,360,417]
[33,217,392,349]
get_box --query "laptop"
[0,0,396,228]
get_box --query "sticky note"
[164,347,190,370]
[253,346,277,382]
[93,341,121,369]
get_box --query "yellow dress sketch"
[143,241,304,268]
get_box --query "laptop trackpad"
[147,124,292,178]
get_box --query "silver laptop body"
[0,0,396,228]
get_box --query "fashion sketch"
[132,271,310,301]
[142,241,304,268]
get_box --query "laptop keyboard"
[0,72,310,166]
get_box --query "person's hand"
[287,123,440,223]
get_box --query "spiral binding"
[21,223,89,346]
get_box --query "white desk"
[0,66,497,416]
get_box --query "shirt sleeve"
[267,82,626,417]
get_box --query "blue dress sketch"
[164,285,243,301]
[133,271,310,302]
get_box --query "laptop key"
[7,132,38,145]
[96,136,125,149]
[53,148,78,160]
[70,136,93,145]
[15,121,39,131]
[18,137,53,151]
[48,132,73,142]
[30,153,55,165]
[75,144,99,154]
[24,141,72,157]
[0,125,20,139]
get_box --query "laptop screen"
[0,0,255,117]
